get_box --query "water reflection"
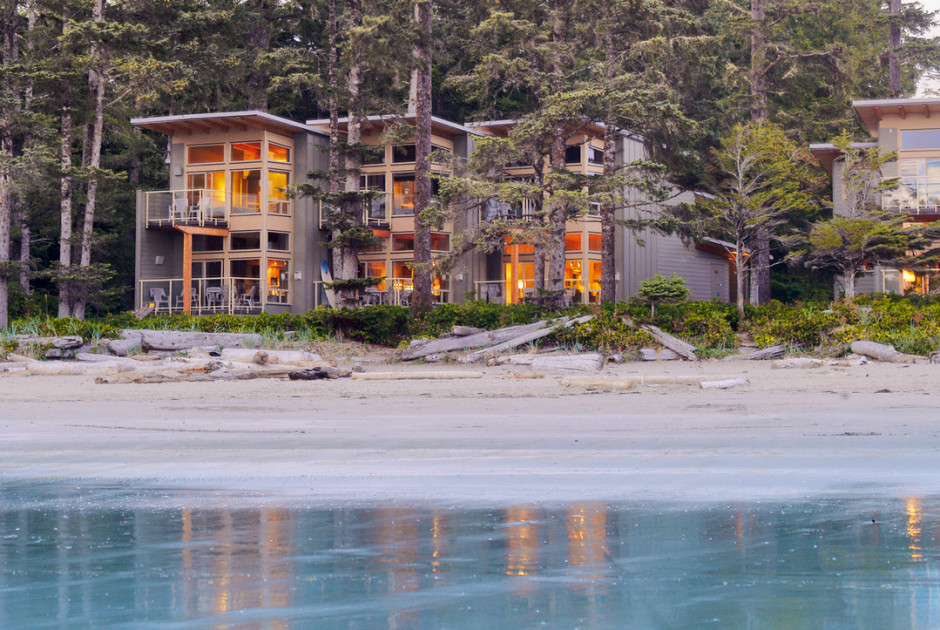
[2,484,940,629]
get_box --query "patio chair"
[239,285,258,309]
[149,288,170,313]
[171,198,188,222]
[399,290,412,307]
[486,283,503,304]
[205,287,224,310]
[364,287,386,306]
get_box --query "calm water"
[2,483,940,629]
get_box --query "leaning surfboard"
[320,260,337,308]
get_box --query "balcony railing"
[310,277,450,307]
[144,189,229,228]
[480,198,536,222]
[140,276,273,314]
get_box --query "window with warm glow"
[232,170,261,213]
[267,259,290,303]
[565,233,582,251]
[392,234,415,251]
[588,234,602,252]
[430,233,450,251]
[361,261,387,291]
[393,175,415,215]
[231,142,261,161]
[268,143,291,163]
[187,144,224,164]
[268,171,290,214]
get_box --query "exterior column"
[509,243,519,304]
[183,231,192,315]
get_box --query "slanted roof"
[809,141,878,176]
[306,115,482,138]
[468,119,609,138]
[853,97,940,138]
[131,111,325,137]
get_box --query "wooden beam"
[201,119,231,131]
[186,121,213,134]
[899,105,907,119]
[874,106,883,121]
[162,122,191,136]
[925,104,932,119]
[509,243,519,305]
[175,225,229,237]
[237,117,271,131]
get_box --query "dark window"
[393,145,417,163]
[587,146,604,165]
[362,145,385,165]
[231,232,261,250]
[392,234,415,251]
[267,231,290,251]
[565,145,581,164]
[192,235,224,252]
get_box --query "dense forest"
[0,0,937,325]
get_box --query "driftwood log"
[350,371,485,380]
[849,340,915,364]
[139,330,263,352]
[401,320,551,361]
[700,378,749,390]
[458,315,595,363]
[530,353,604,372]
[748,345,785,360]
[623,318,698,361]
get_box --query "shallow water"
[2,483,940,629]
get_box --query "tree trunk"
[749,224,771,305]
[842,266,856,300]
[72,0,106,321]
[531,161,545,295]
[410,0,433,314]
[58,85,73,318]
[17,209,28,295]
[339,0,363,307]
[600,16,618,305]
[735,236,746,320]
[327,0,343,297]
[544,6,568,307]
[750,0,767,121]
[0,0,17,329]
[889,0,901,97]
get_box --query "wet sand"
[1,357,939,505]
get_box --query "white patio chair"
[149,288,170,313]
[239,285,258,309]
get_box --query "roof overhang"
[853,97,940,137]
[131,111,325,138]
[306,115,482,138]
[809,142,879,176]
[468,118,608,138]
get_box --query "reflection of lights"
[506,507,538,579]
[906,497,923,561]
[902,269,917,283]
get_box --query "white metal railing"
[564,278,599,304]
[139,276,275,314]
[231,193,261,215]
[480,198,536,222]
[144,189,229,227]
[267,198,292,216]
[311,276,450,307]
[882,177,940,215]
[318,194,391,230]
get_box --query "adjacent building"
[132,111,732,314]
[811,97,940,295]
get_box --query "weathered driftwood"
[350,371,485,380]
[139,330,263,352]
[560,377,636,391]
[16,335,84,350]
[459,316,595,363]
[401,321,550,360]
[747,345,785,360]
[26,361,136,376]
[700,378,749,390]
[623,318,698,361]
[218,349,323,365]
[850,340,916,364]
[452,325,484,337]
[639,348,680,361]
[288,366,351,380]
[108,338,142,357]
[530,352,604,372]
[639,374,732,385]
[930,350,940,365]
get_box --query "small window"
[231,232,261,250]
[192,235,224,252]
[187,144,224,165]
[565,145,581,164]
[430,233,450,251]
[392,234,415,251]
[231,142,262,162]
[360,174,386,190]
[362,145,385,165]
[267,231,290,251]
[393,175,415,215]
[393,145,417,163]
[588,234,602,252]
[565,233,582,252]
[268,143,291,163]
[902,129,940,150]
[587,146,604,165]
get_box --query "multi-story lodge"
[811,97,940,295]
[132,110,732,314]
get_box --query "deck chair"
[171,198,188,221]
[239,285,258,309]
[205,287,224,310]
[149,288,170,313]
[486,283,503,304]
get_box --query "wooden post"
[182,231,192,315]
[509,243,519,304]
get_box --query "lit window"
[268,143,290,163]
[187,144,224,164]
[231,142,261,161]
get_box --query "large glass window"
[268,143,291,163]
[360,261,387,291]
[231,142,261,162]
[902,129,940,150]
[393,175,415,215]
[887,158,940,214]
[268,171,291,214]
[392,233,414,251]
[361,174,387,221]
[231,232,261,250]
[192,235,224,252]
[187,144,224,165]
[430,233,450,251]
[362,145,385,165]
[231,259,261,308]
[232,169,261,213]
[565,233,582,252]
[266,259,290,304]
[588,146,604,165]
[186,171,226,218]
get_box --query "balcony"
[318,194,392,230]
[480,198,536,222]
[139,276,268,315]
[144,189,229,228]
[883,177,940,216]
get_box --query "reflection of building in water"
[505,506,539,581]
[907,497,923,562]
[566,503,609,586]
[373,508,420,629]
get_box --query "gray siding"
[293,130,330,312]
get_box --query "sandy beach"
[2,356,939,505]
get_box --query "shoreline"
[2,357,939,506]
